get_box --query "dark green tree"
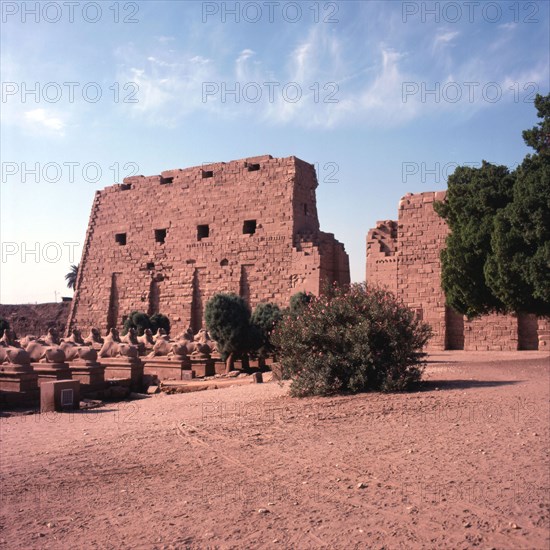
[65,264,79,290]
[434,162,514,317]
[204,293,254,373]
[251,302,282,358]
[435,93,550,318]
[485,96,550,316]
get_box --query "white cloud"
[24,108,65,134]
[434,31,460,48]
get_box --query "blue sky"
[1,0,549,303]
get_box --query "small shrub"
[0,317,10,338]
[122,311,152,336]
[272,283,432,397]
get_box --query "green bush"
[272,283,432,397]
[289,291,314,314]
[122,311,171,336]
[0,317,10,338]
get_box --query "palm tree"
[65,264,79,290]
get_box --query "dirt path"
[1,351,549,549]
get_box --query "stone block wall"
[68,155,350,335]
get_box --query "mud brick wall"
[464,314,519,351]
[366,191,545,351]
[366,220,398,294]
[68,155,350,335]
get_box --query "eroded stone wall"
[366,221,398,295]
[68,155,349,335]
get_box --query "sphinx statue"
[25,328,66,364]
[84,328,104,350]
[59,328,98,363]
[121,327,145,355]
[137,328,155,351]
[99,328,139,359]
[147,331,188,359]
[0,329,31,366]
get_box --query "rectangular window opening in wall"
[202,170,214,179]
[160,176,173,185]
[120,183,131,191]
[247,163,260,172]
[197,224,210,240]
[115,233,127,246]
[243,220,257,235]
[146,262,155,270]
[155,228,167,244]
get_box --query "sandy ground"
[1,351,549,549]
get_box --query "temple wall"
[69,155,349,335]
[366,191,546,351]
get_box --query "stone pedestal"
[0,363,39,403]
[69,361,106,393]
[31,362,72,386]
[143,356,190,381]
[188,356,215,378]
[99,357,143,390]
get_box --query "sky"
[1,0,549,304]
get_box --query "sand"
[1,351,548,549]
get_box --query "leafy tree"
[272,283,431,397]
[150,313,171,335]
[122,310,152,336]
[435,94,550,317]
[522,93,549,156]
[251,302,282,357]
[65,264,79,290]
[434,162,514,317]
[485,97,550,316]
[0,318,10,338]
[204,293,255,373]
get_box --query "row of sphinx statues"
[0,326,220,367]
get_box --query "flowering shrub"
[272,283,432,397]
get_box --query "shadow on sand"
[418,379,521,392]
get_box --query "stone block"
[40,380,80,413]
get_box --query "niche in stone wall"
[191,268,204,332]
[148,278,160,317]
[444,306,464,350]
[239,265,253,305]
[518,313,539,350]
[107,273,120,329]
